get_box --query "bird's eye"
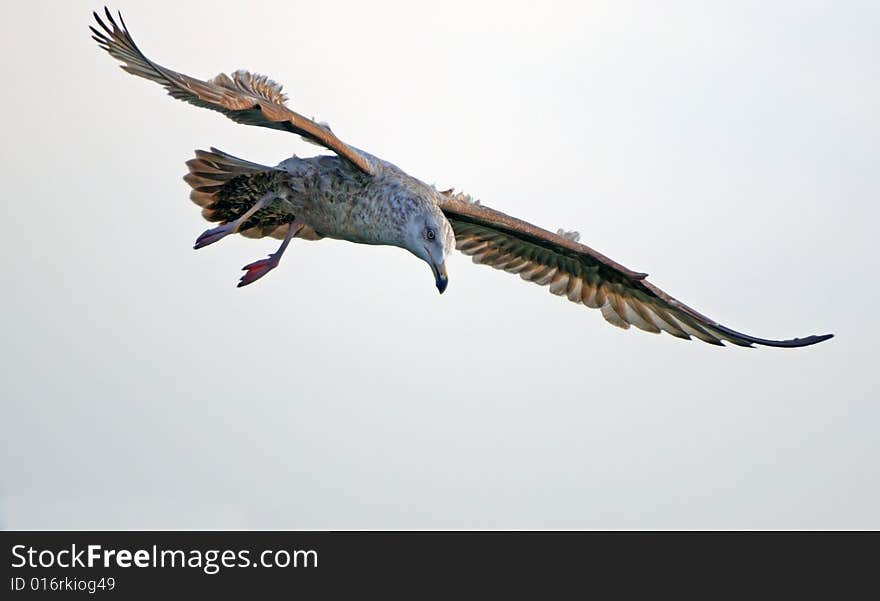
[425,228,436,240]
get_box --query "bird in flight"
[91,8,832,348]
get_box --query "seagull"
[91,8,832,348]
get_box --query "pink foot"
[194,224,234,249]
[238,255,280,287]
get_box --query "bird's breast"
[290,174,393,245]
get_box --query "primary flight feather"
[91,8,832,348]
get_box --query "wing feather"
[439,194,833,348]
[91,8,374,176]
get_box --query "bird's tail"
[184,147,313,240]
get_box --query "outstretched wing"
[439,193,832,348]
[90,8,374,176]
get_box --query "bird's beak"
[425,246,448,294]
[433,260,448,294]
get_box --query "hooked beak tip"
[432,260,449,294]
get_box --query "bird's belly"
[296,194,387,245]
[280,157,395,246]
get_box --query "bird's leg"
[238,220,305,288]
[194,192,276,249]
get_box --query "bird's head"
[403,203,455,294]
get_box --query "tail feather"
[184,147,276,212]
[183,148,320,241]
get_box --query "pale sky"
[1,0,877,528]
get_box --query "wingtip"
[784,333,834,347]
[711,323,835,348]
[803,333,835,345]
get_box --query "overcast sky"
[1,0,877,528]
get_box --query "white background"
[1,0,876,528]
